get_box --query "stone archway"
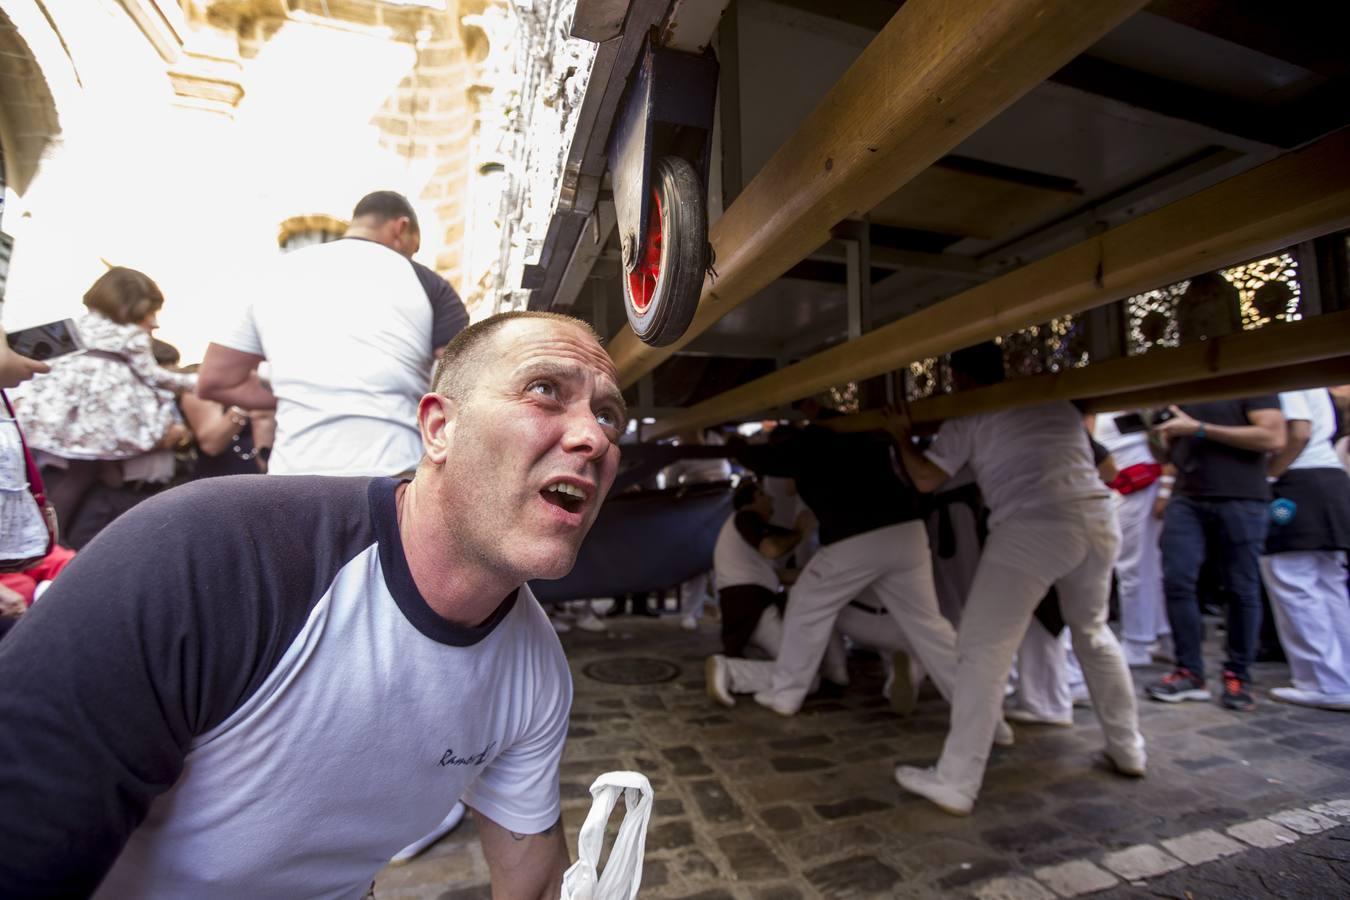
[0,8,62,196]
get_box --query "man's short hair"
[352,191,419,231]
[83,267,164,326]
[430,310,602,402]
[950,341,1006,388]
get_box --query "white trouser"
[935,501,1142,799]
[1260,551,1350,695]
[681,571,712,619]
[724,605,915,694]
[927,500,982,627]
[1115,484,1169,648]
[1015,619,1071,719]
[764,521,958,712]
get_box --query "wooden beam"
[906,311,1350,422]
[645,130,1350,437]
[1079,356,1350,414]
[606,0,1150,386]
[828,353,1350,434]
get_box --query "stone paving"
[372,616,1350,899]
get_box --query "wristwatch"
[1194,423,1207,440]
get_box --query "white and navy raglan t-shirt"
[0,476,572,900]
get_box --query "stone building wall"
[0,0,507,360]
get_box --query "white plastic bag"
[560,771,653,900]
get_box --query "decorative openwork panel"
[1228,253,1301,329]
[904,358,940,402]
[1000,325,1045,379]
[996,315,1088,380]
[1126,252,1301,355]
[1126,284,1187,355]
[824,381,860,414]
[1045,314,1090,372]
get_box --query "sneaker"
[391,802,466,864]
[680,613,699,631]
[1146,669,1210,703]
[705,655,734,708]
[1104,746,1147,778]
[575,610,606,633]
[1271,686,1350,712]
[1221,671,1255,712]
[1005,707,1073,727]
[993,720,1015,746]
[549,615,571,634]
[753,690,799,717]
[884,650,919,717]
[894,765,974,816]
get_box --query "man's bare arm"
[473,808,569,899]
[197,343,277,410]
[1267,418,1311,478]
[880,409,950,493]
[1153,405,1285,453]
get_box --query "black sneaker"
[1146,669,1211,703]
[1221,670,1256,712]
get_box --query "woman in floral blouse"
[14,268,195,547]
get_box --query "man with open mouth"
[0,311,624,899]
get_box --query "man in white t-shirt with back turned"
[199,191,465,477]
[890,341,1145,816]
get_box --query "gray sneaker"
[1146,669,1210,703]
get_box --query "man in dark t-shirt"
[730,421,960,717]
[1146,397,1285,711]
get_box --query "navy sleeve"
[0,475,376,897]
[731,432,805,478]
[1243,395,1282,416]
[411,260,469,349]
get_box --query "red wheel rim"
[627,187,663,313]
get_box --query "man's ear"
[418,393,456,465]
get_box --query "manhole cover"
[583,657,681,685]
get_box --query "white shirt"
[713,511,781,592]
[218,240,434,476]
[1092,411,1155,470]
[1279,389,1344,471]
[925,402,1110,527]
[93,479,570,899]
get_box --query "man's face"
[436,319,624,581]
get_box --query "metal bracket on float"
[607,36,719,274]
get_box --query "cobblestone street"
[374,617,1350,899]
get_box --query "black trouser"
[718,584,781,657]
[42,462,167,550]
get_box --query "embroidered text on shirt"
[439,740,496,767]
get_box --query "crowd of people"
[696,344,1350,816]
[1,188,1347,892]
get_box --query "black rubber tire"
[623,156,708,347]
